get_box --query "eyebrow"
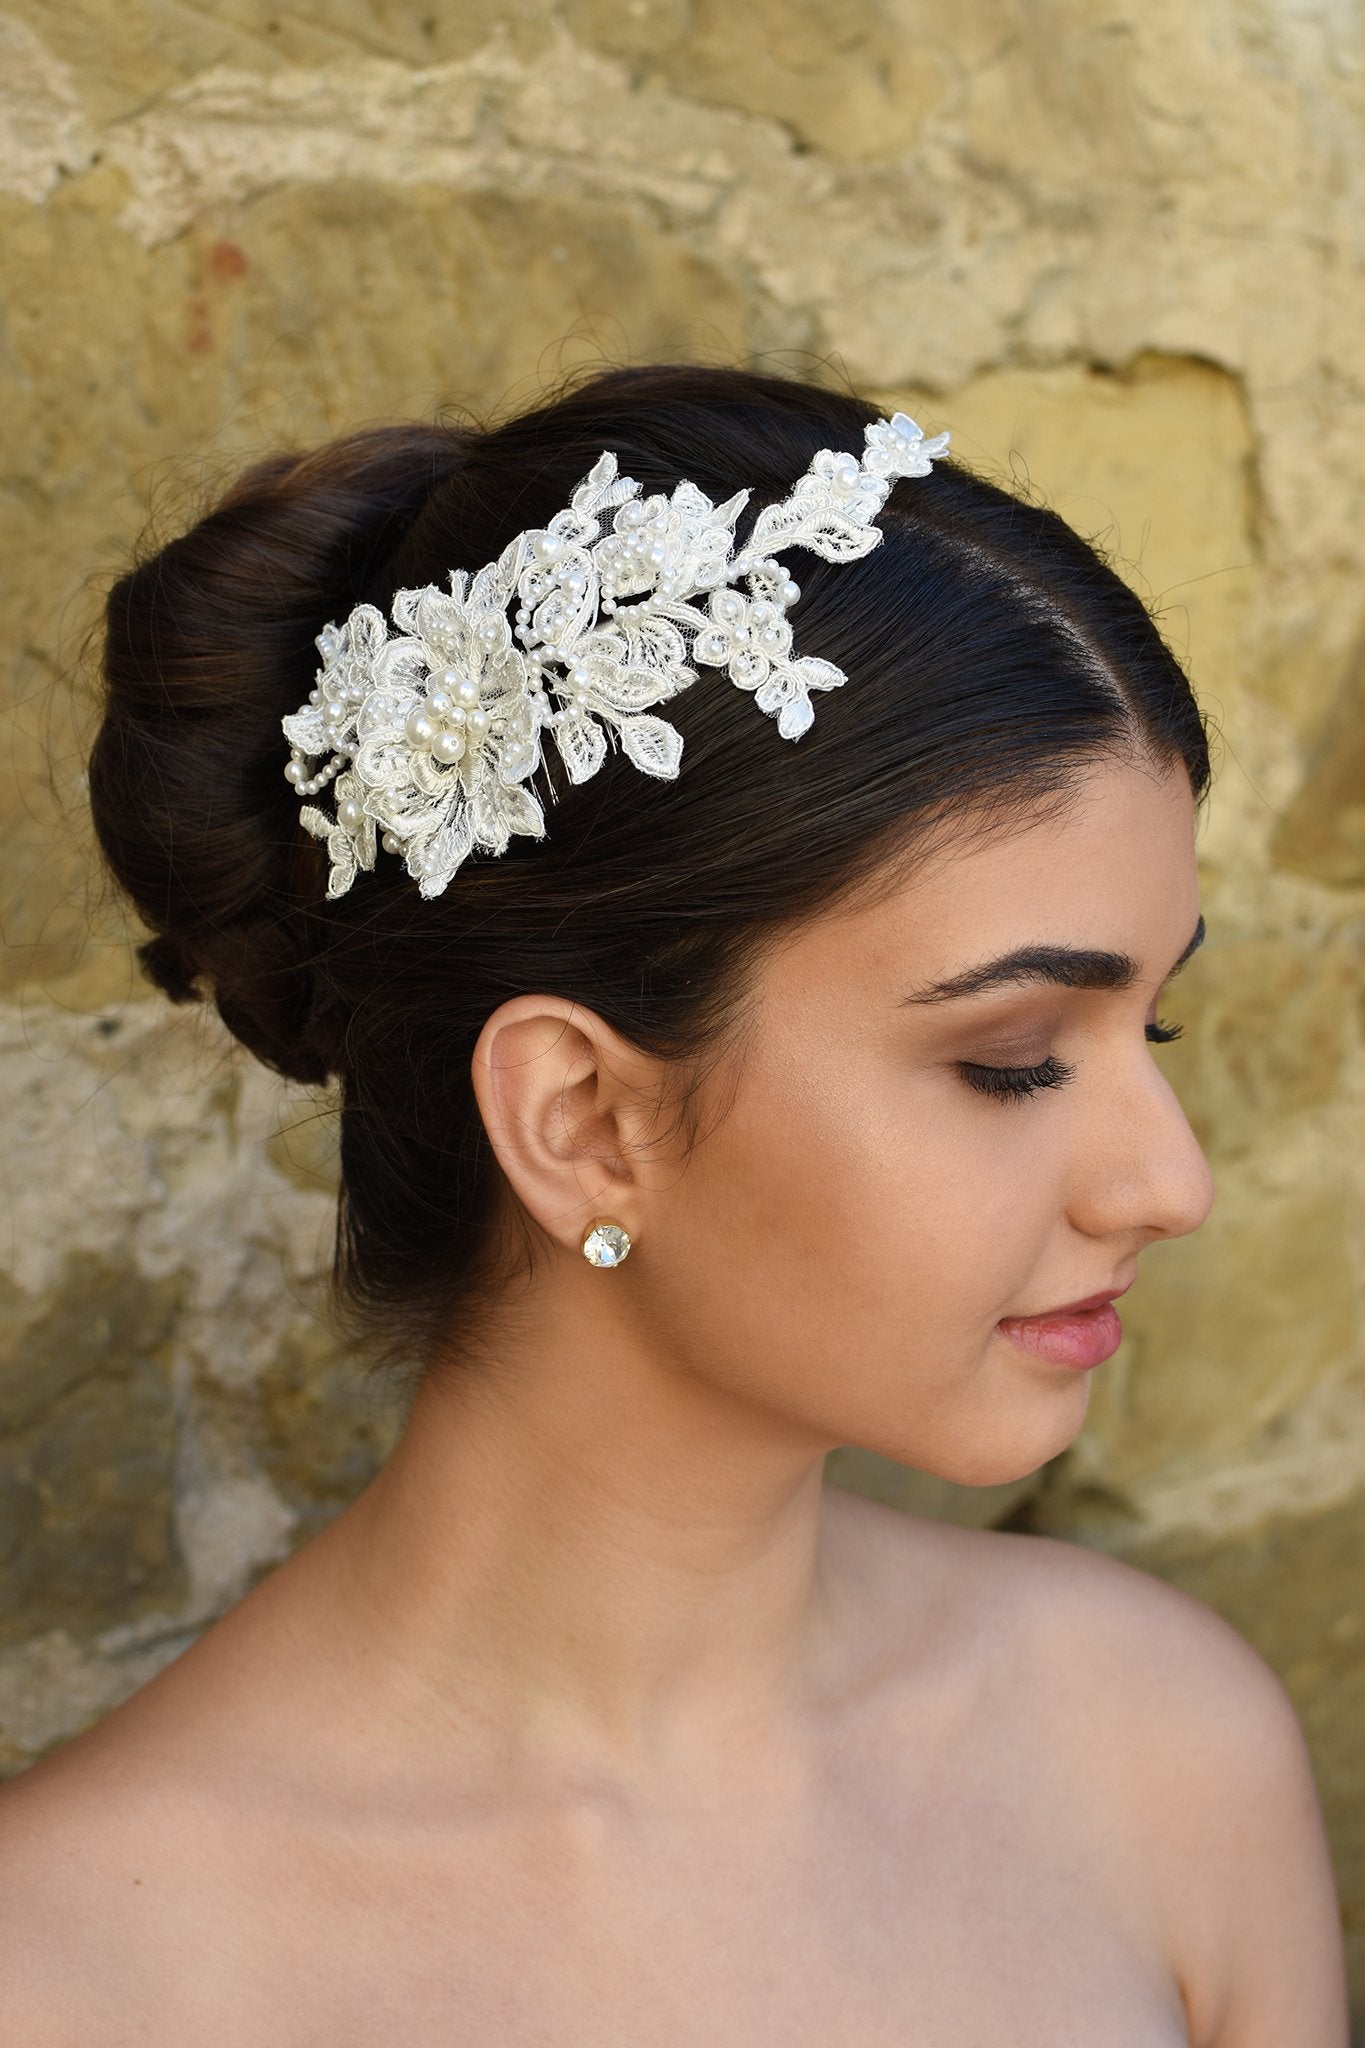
[899,914,1206,1006]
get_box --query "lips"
[996,1281,1134,1370]
[1010,1283,1130,1320]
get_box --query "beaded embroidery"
[283,411,949,899]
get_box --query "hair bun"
[89,423,468,1083]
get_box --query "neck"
[312,1303,849,1789]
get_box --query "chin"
[948,1451,1062,1489]
[859,1419,1084,1492]
[959,1420,1090,1490]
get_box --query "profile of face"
[475,754,1215,1491]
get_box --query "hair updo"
[88,364,1212,1376]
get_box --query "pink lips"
[997,1288,1129,1370]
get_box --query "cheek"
[666,1043,1053,1361]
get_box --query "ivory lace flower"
[283,411,951,898]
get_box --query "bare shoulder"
[1020,1529,1348,2045]
[0,1714,234,2045]
[869,1508,1350,2048]
[0,1553,339,2033]
[0,1749,143,2041]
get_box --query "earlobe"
[470,996,644,1256]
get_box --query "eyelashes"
[960,1018,1185,1105]
[961,1053,1076,1104]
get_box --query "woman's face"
[642,755,1214,1486]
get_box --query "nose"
[1071,1056,1216,1248]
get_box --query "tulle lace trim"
[282,411,950,900]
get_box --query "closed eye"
[960,1017,1185,1104]
[958,1053,1075,1104]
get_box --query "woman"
[0,366,1347,2043]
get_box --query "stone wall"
[2,0,1362,2019]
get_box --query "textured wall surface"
[2,0,1363,2017]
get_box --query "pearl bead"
[532,533,562,564]
[382,832,401,855]
[449,705,467,725]
[781,579,800,606]
[431,729,466,764]
[467,708,489,737]
[338,798,363,831]
[284,760,305,785]
[427,687,452,717]
[406,709,435,746]
[456,677,480,708]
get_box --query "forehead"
[770,758,1200,996]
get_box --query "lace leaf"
[554,713,608,785]
[283,707,329,755]
[620,715,684,779]
[787,655,846,694]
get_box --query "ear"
[469,995,668,1255]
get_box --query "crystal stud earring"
[581,1218,632,1267]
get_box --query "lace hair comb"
[282,411,950,899]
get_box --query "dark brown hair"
[89,364,1213,1377]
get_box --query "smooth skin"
[0,756,1348,2045]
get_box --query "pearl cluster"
[706,587,794,661]
[727,556,801,612]
[824,450,864,498]
[284,653,371,794]
[284,749,344,796]
[513,533,588,657]
[509,530,600,722]
[594,498,685,613]
[402,663,490,769]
